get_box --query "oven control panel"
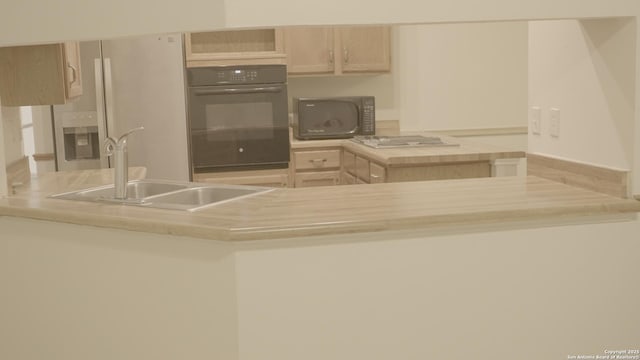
[188,65,287,86]
[217,69,259,82]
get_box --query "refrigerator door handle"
[103,58,116,149]
[94,58,110,168]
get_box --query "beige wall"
[0,0,226,46]
[235,219,640,359]
[528,18,636,172]
[0,217,239,360]
[224,0,638,28]
[1,0,637,47]
[2,216,639,360]
[396,22,528,132]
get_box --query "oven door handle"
[193,87,283,96]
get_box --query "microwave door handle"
[194,87,283,96]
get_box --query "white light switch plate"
[550,108,560,138]
[531,106,541,135]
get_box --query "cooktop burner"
[351,135,459,149]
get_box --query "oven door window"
[189,84,289,171]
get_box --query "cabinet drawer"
[294,171,341,187]
[369,162,386,183]
[294,150,341,170]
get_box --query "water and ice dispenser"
[55,111,107,171]
[62,126,100,161]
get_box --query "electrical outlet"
[550,108,560,138]
[531,106,541,135]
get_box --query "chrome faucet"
[104,127,144,200]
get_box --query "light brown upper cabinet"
[0,42,83,106]
[184,29,286,67]
[284,26,391,76]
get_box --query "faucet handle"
[104,137,116,156]
[104,127,144,155]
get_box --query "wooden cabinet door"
[284,27,334,74]
[63,42,83,99]
[342,150,356,176]
[0,44,71,106]
[355,156,370,183]
[338,26,391,73]
[185,29,286,67]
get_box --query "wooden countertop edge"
[2,182,639,242]
[0,205,234,241]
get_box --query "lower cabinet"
[193,168,289,188]
[294,146,496,187]
[342,150,386,184]
[292,148,342,187]
[341,149,490,184]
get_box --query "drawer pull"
[309,158,327,167]
[370,174,381,179]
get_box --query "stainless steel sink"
[49,180,272,211]
[51,180,192,203]
[143,186,268,211]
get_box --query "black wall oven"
[186,65,290,175]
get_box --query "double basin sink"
[50,180,273,211]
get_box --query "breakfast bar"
[1,168,639,360]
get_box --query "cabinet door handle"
[328,50,334,64]
[343,48,349,64]
[370,174,381,179]
[67,64,78,84]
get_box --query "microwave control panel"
[361,97,376,135]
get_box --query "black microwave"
[292,96,375,140]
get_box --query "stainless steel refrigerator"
[53,34,189,181]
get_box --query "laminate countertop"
[1,168,639,241]
[290,133,526,166]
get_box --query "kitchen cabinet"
[343,150,386,184]
[0,42,82,106]
[342,148,490,184]
[291,148,342,187]
[184,29,286,67]
[283,26,391,75]
[193,169,289,188]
